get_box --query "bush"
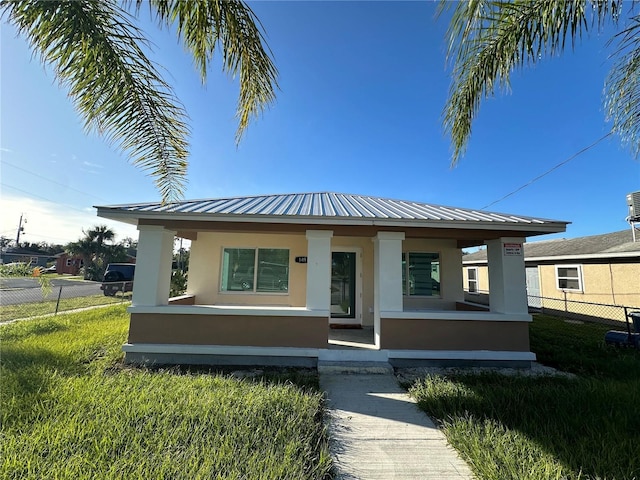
[0,263,34,277]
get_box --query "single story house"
[55,252,85,275]
[55,252,136,275]
[97,192,567,368]
[463,229,640,322]
[0,248,53,267]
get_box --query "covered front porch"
[122,224,536,368]
[94,193,567,368]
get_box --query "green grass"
[1,306,332,479]
[409,314,640,480]
[0,294,131,322]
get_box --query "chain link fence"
[528,294,639,328]
[464,289,639,327]
[0,281,131,323]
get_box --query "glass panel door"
[330,252,356,318]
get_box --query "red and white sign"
[503,243,523,256]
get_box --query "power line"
[2,161,109,202]
[1,183,95,215]
[481,132,613,210]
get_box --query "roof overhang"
[96,207,568,248]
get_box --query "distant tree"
[443,0,639,164]
[170,243,190,296]
[2,0,278,202]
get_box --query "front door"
[330,251,359,324]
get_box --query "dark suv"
[100,263,135,296]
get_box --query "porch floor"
[328,326,376,350]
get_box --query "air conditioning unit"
[628,191,640,220]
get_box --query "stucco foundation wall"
[128,313,327,348]
[379,317,530,351]
[188,232,308,307]
[539,262,640,313]
[168,295,196,305]
[402,239,464,310]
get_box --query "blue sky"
[1,1,639,245]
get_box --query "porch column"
[132,225,176,306]
[486,237,528,314]
[305,230,333,311]
[373,232,405,347]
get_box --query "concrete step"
[319,348,389,362]
[318,360,394,375]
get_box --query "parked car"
[100,263,135,296]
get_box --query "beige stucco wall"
[187,232,467,323]
[539,263,640,308]
[188,232,308,307]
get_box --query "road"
[0,277,103,305]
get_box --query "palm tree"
[1,0,278,202]
[86,225,115,256]
[443,0,638,164]
[66,225,121,280]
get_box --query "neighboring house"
[55,253,136,275]
[463,229,640,320]
[0,248,53,267]
[97,192,567,368]
[55,252,85,275]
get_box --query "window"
[30,257,38,265]
[467,267,478,294]
[555,265,582,291]
[66,259,72,267]
[402,252,440,296]
[221,248,289,293]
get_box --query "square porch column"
[373,232,405,347]
[486,237,528,314]
[305,230,333,311]
[132,225,176,306]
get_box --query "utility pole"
[16,213,26,245]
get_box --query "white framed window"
[66,259,72,267]
[221,247,289,293]
[30,257,38,265]
[467,267,478,294]
[402,252,441,297]
[555,265,583,291]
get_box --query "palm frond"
[139,0,279,143]
[605,15,640,158]
[443,0,622,165]
[2,0,189,202]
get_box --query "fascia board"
[96,208,568,234]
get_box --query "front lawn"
[410,314,640,480]
[0,306,332,479]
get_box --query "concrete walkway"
[319,373,475,479]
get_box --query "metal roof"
[97,192,565,225]
[463,230,640,263]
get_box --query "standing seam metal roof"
[97,192,565,225]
